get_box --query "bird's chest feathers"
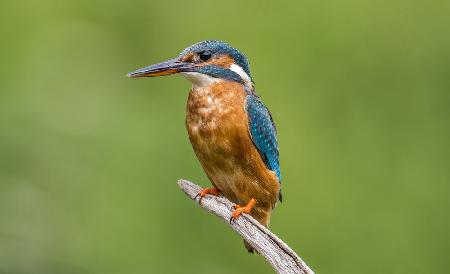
[186,82,247,140]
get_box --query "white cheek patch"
[230,64,252,87]
[180,72,222,88]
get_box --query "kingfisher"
[127,40,281,253]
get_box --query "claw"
[194,187,220,204]
[229,198,256,224]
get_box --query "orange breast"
[185,81,279,225]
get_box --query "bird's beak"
[127,58,194,78]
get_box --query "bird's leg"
[194,187,220,204]
[229,198,257,223]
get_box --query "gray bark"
[177,179,316,274]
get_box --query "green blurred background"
[1,0,449,273]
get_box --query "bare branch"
[177,179,316,274]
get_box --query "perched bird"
[128,40,281,253]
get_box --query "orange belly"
[185,81,279,226]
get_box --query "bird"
[127,40,281,253]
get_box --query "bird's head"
[127,40,253,89]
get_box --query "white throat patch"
[180,72,222,89]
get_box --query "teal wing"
[245,94,282,201]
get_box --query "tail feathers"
[243,240,258,254]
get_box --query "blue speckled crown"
[179,40,252,81]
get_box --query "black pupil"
[200,51,212,61]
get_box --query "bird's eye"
[199,51,212,61]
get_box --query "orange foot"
[229,198,257,223]
[194,187,220,204]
